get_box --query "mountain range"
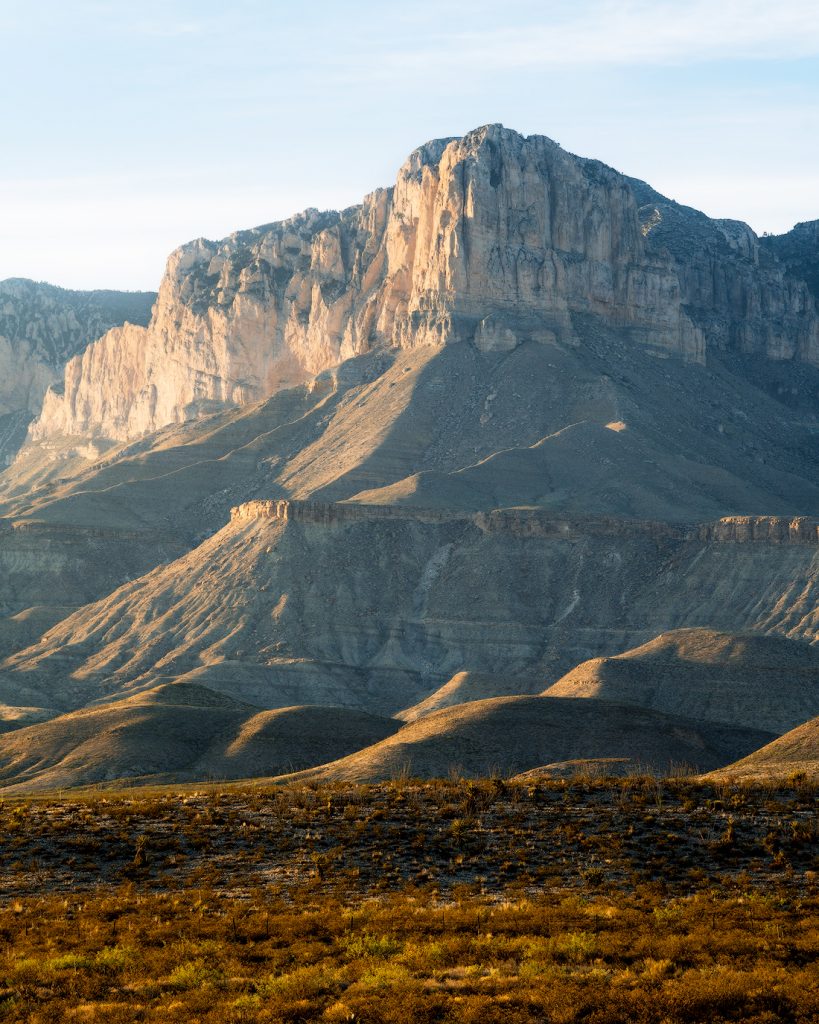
[0,124,816,790]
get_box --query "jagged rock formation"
[0,280,154,463]
[27,125,819,447]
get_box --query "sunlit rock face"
[29,125,819,445]
[0,280,154,461]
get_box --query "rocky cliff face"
[34,123,819,446]
[760,220,819,308]
[629,183,819,364]
[0,280,155,461]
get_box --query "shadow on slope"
[398,670,544,722]
[544,628,819,734]
[349,419,799,523]
[0,682,400,794]
[284,695,773,783]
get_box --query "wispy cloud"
[381,0,819,71]
[76,1,214,38]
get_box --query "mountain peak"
[19,125,819,448]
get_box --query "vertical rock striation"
[0,280,155,462]
[29,126,819,446]
[630,182,819,364]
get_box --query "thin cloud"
[382,0,819,71]
[75,1,214,37]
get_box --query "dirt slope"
[284,695,773,782]
[707,717,819,780]
[0,683,399,793]
[544,628,819,733]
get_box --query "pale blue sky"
[2,0,818,290]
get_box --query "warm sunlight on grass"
[0,776,815,1021]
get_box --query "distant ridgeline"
[0,279,155,464]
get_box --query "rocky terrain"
[0,279,154,465]
[0,124,816,789]
[23,125,819,453]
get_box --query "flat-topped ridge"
[231,500,819,545]
[231,498,684,540]
[696,516,819,545]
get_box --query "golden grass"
[0,776,815,1022]
[0,886,817,1022]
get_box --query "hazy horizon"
[2,0,818,291]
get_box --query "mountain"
[0,124,817,786]
[23,124,819,456]
[1,501,816,728]
[0,279,155,465]
[544,628,819,734]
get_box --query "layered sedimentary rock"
[0,280,155,462]
[4,500,818,718]
[30,125,819,446]
[231,500,819,546]
[697,516,819,545]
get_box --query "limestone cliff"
[760,220,819,308]
[35,123,819,446]
[630,182,819,364]
[0,280,155,461]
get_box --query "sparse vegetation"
[0,776,815,1020]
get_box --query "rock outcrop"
[30,125,819,446]
[231,500,819,546]
[760,220,819,307]
[0,280,155,462]
[697,516,819,545]
[630,185,819,364]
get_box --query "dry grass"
[0,883,817,1022]
[0,776,815,1021]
